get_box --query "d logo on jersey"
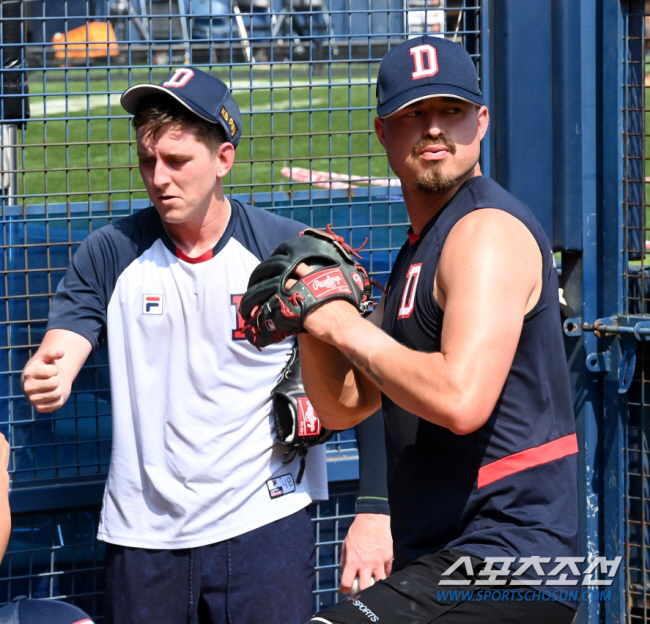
[397,264,422,319]
[410,44,439,80]
[231,294,248,340]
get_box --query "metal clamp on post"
[621,320,650,393]
[617,347,636,394]
[585,351,611,374]
[579,316,650,393]
[581,316,650,340]
[633,320,650,341]
[563,317,583,337]
[580,316,618,336]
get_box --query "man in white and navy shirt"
[22,67,392,623]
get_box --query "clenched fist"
[22,349,69,412]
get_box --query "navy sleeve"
[355,409,390,515]
[232,200,306,262]
[46,209,158,350]
[46,230,113,349]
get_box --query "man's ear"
[216,142,236,179]
[374,116,387,149]
[477,105,489,141]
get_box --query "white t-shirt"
[48,200,328,549]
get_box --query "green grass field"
[16,65,393,207]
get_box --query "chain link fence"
[0,0,482,618]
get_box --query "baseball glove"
[272,344,334,483]
[240,225,373,348]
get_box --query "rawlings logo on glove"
[303,269,350,297]
[271,344,335,483]
[240,225,373,348]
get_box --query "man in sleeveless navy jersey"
[21,67,392,623]
[298,37,580,623]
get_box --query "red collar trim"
[407,231,420,245]
[175,246,214,263]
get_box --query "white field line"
[29,89,328,116]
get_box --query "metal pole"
[0,0,30,209]
[233,0,254,62]
[0,124,17,207]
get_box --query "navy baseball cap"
[0,596,94,623]
[121,66,242,147]
[376,36,484,118]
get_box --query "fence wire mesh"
[0,0,483,618]
[625,1,650,621]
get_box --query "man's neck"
[404,168,482,235]
[162,198,232,258]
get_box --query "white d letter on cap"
[162,68,195,88]
[410,45,439,79]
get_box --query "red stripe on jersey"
[175,246,214,263]
[477,433,578,489]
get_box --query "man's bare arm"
[0,434,11,562]
[22,329,93,412]
[302,209,543,435]
[299,302,384,430]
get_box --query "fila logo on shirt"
[398,263,422,319]
[410,44,439,80]
[142,294,163,315]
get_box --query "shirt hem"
[97,492,318,550]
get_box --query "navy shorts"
[309,548,577,624]
[105,508,315,624]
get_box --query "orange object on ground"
[52,22,119,62]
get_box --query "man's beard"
[412,138,462,194]
[414,166,461,194]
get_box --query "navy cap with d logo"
[376,36,484,118]
[120,66,242,147]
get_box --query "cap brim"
[120,84,218,125]
[378,86,484,118]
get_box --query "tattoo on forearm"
[348,353,384,387]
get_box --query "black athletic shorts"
[308,548,577,624]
